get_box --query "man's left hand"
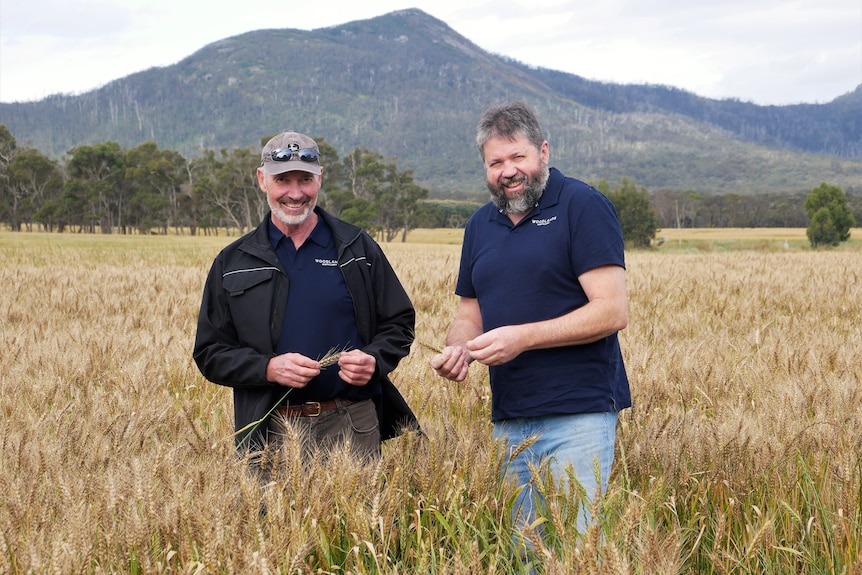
[337,349,376,385]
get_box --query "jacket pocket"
[222,267,278,296]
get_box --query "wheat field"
[0,230,859,574]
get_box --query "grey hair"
[476,101,545,158]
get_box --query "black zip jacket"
[193,208,419,450]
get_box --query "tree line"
[0,125,454,241]
[1,124,857,246]
[0,123,646,242]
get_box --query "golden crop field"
[0,229,859,574]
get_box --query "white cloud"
[0,0,859,104]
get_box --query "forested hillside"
[1,8,860,197]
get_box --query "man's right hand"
[266,353,321,387]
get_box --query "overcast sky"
[1,0,860,105]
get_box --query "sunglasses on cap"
[265,148,320,164]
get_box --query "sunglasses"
[266,147,320,164]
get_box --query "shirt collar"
[268,215,332,251]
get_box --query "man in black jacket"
[194,131,418,465]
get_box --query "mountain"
[1,8,860,197]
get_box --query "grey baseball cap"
[259,131,322,175]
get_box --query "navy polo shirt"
[269,218,373,404]
[455,168,631,420]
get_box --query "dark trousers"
[267,398,380,464]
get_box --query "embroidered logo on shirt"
[531,215,557,226]
[315,258,338,267]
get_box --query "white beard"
[269,196,316,226]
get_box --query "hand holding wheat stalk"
[317,348,344,368]
[231,346,350,448]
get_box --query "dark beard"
[487,164,550,214]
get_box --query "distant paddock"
[1,226,861,248]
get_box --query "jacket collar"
[239,207,364,260]
[315,207,364,249]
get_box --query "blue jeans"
[492,412,618,541]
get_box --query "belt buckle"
[304,402,322,417]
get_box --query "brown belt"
[273,398,356,418]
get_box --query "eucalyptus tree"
[0,125,18,229]
[374,163,428,242]
[6,148,63,231]
[189,147,261,234]
[341,147,386,201]
[600,176,658,248]
[337,146,428,240]
[805,182,855,247]
[65,142,126,233]
[124,142,188,233]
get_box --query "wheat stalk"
[318,346,348,368]
[416,340,444,354]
